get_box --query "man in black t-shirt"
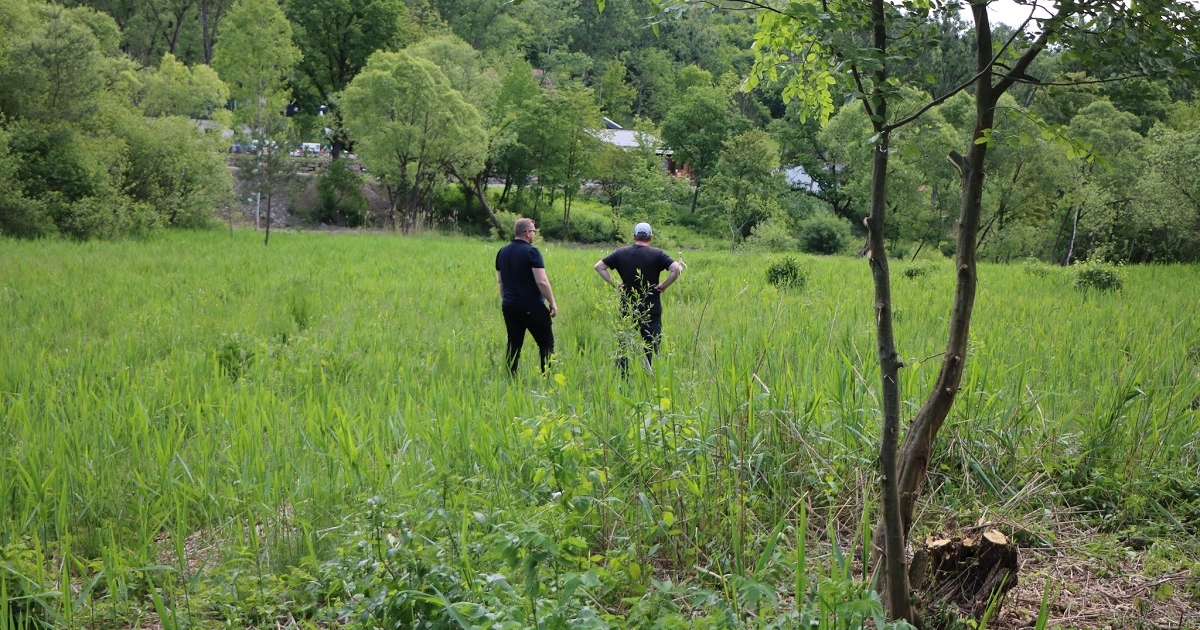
[594,222,683,372]
[496,218,558,374]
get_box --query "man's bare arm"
[655,261,683,293]
[532,268,558,317]
[594,260,621,288]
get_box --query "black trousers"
[502,305,554,374]
[618,310,662,374]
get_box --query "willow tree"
[338,50,486,231]
[717,0,1200,622]
[407,34,506,236]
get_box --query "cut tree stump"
[909,528,1019,620]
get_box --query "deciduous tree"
[339,50,486,231]
[660,83,739,213]
[284,0,419,157]
[212,0,301,245]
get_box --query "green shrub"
[797,214,851,255]
[747,218,799,251]
[901,261,935,279]
[766,256,807,290]
[539,209,618,243]
[1071,261,1123,293]
[938,240,956,258]
[315,160,367,227]
[1021,257,1055,277]
[0,195,55,238]
[887,242,911,260]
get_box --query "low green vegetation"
[1071,260,1124,294]
[1,230,1197,627]
[765,256,807,290]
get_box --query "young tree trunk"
[264,190,272,246]
[451,167,505,237]
[689,179,701,213]
[910,240,925,261]
[562,187,572,241]
[879,0,1058,577]
[872,1,1059,614]
[861,0,910,622]
[1064,204,1083,265]
[500,177,513,205]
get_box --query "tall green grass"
[0,230,1197,626]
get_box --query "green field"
[1,230,1198,628]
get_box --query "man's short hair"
[514,218,535,237]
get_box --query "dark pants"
[502,305,554,374]
[618,310,662,375]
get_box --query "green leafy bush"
[797,214,852,255]
[1071,261,1123,293]
[315,160,367,227]
[1022,257,1055,277]
[747,218,799,251]
[766,256,807,290]
[887,242,910,260]
[539,208,618,243]
[902,261,935,280]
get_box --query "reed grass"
[0,230,1197,626]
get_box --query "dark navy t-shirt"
[496,239,546,310]
[602,244,675,316]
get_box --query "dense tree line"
[0,0,233,239]
[2,0,1198,263]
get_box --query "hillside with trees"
[1,0,1197,263]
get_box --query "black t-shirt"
[602,244,676,316]
[496,239,547,310]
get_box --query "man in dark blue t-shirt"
[594,222,683,372]
[496,217,558,374]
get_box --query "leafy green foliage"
[1071,260,1124,293]
[139,53,230,119]
[901,261,935,280]
[537,201,616,243]
[798,214,852,255]
[213,0,300,115]
[706,128,784,247]
[314,159,367,227]
[660,84,740,206]
[1,539,53,629]
[339,49,486,230]
[765,256,807,290]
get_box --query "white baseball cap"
[634,222,653,238]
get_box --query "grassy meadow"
[1,229,1198,628]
